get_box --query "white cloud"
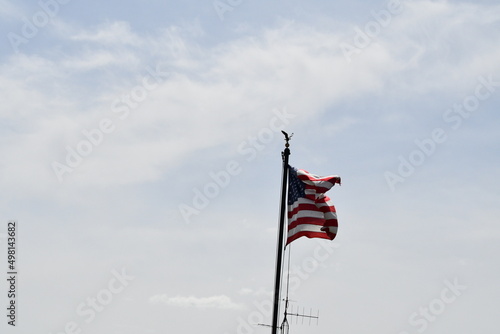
[61,50,129,70]
[1,0,499,195]
[149,294,244,310]
[71,21,143,46]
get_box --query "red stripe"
[297,170,340,183]
[288,216,328,230]
[286,231,335,244]
[289,196,335,214]
[288,218,338,231]
[288,203,322,218]
[302,183,333,194]
[297,171,341,188]
[322,219,338,228]
[318,205,336,212]
[303,185,331,194]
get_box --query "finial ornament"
[281,130,293,148]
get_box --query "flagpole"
[271,131,291,334]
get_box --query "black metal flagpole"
[271,131,291,334]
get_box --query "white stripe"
[323,198,334,206]
[303,189,331,201]
[288,198,315,211]
[289,209,337,224]
[303,179,336,189]
[304,189,318,196]
[289,196,332,209]
[297,170,339,189]
[324,211,337,220]
[288,224,338,237]
[316,200,334,208]
[289,209,325,223]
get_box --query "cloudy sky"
[1,0,499,333]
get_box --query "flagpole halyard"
[271,131,291,334]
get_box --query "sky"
[0,0,499,333]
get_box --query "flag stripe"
[288,223,339,237]
[288,197,337,212]
[288,216,327,230]
[287,231,336,245]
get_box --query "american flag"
[287,166,341,245]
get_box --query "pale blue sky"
[1,0,499,333]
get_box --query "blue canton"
[288,166,306,205]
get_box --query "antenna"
[285,303,320,326]
[255,300,320,332]
[256,322,288,334]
